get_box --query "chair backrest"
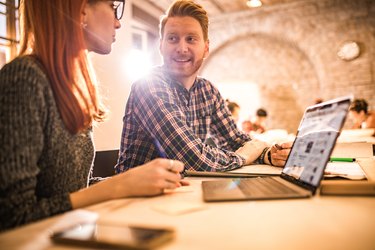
[92,149,119,177]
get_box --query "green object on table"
[329,157,355,162]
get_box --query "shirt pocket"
[194,107,212,140]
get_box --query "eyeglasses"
[92,0,125,20]
[111,0,125,21]
[16,1,125,19]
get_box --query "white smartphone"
[50,222,175,249]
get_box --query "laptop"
[202,96,352,202]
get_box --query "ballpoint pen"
[274,144,283,150]
[153,138,186,178]
[153,137,167,158]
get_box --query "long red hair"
[19,0,106,134]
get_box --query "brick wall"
[201,0,375,133]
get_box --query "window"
[125,28,152,82]
[0,0,19,68]
[124,3,161,82]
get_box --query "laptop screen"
[281,96,352,190]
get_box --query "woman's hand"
[113,158,187,197]
[70,158,188,209]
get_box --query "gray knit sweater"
[0,56,95,231]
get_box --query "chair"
[92,149,119,178]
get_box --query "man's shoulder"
[196,75,211,84]
[196,76,218,90]
[131,67,168,90]
[195,76,222,100]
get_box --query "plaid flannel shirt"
[115,67,251,173]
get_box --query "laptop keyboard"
[238,177,298,196]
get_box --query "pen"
[153,138,186,178]
[329,157,355,162]
[153,138,167,158]
[274,144,283,150]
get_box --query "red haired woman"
[0,0,186,231]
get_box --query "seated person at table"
[349,99,375,132]
[226,99,241,124]
[115,0,292,174]
[242,108,268,134]
[0,0,186,232]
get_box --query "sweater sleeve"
[0,58,72,231]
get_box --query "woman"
[349,99,375,131]
[0,0,186,231]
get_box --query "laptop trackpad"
[202,179,246,201]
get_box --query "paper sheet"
[324,162,366,180]
[152,201,207,215]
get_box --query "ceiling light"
[247,0,262,8]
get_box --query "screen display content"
[282,100,350,186]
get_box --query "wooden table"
[1,159,374,250]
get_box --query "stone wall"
[201,0,375,133]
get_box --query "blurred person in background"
[226,99,241,124]
[242,108,268,134]
[349,99,375,134]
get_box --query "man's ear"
[203,39,210,59]
[159,38,164,54]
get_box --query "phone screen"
[51,222,174,249]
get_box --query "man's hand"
[235,139,268,165]
[267,142,293,167]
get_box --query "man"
[115,0,291,173]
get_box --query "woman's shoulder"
[1,55,47,79]
[0,56,54,112]
[3,54,42,69]
[0,55,50,90]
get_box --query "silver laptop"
[202,96,352,202]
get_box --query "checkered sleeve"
[209,85,252,150]
[130,79,246,172]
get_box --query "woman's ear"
[81,4,89,25]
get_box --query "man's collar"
[159,66,200,92]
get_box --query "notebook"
[202,96,352,202]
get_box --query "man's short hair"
[350,99,368,114]
[256,108,267,117]
[159,0,209,41]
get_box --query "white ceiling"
[141,0,308,16]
